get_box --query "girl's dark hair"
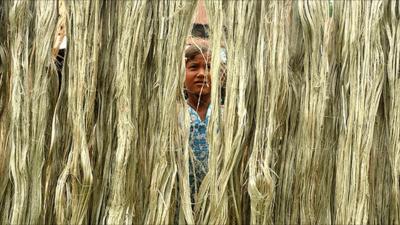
[185,43,211,62]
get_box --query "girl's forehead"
[191,53,211,62]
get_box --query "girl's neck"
[187,94,210,120]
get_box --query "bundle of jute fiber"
[383,1,400,224]
[0,1,11,223]
[138,2,197,224]
[52,1,102,224]
[273,2,303,225]
[97,1,197,224]
[0,1,12,224]
[289,1,337,224]
[197,1,261,224]
[257,1,293,225]
[0,1,57,225]
[202,1,295,224]
[203,0,397,225]
[42,2,68,223]
[2,0,400,225]
[334,1,385,224]
[49,1,197,224]
[1,0,197,224]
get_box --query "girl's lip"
[194,80,207,84]
[194,81,209,87]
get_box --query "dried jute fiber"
[0,0,399,225]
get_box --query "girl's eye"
[207,64,211,70]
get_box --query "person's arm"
[52,1,67,58]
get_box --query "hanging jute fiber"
[0,0,399,225]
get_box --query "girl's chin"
[192,89,211,96]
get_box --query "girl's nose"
[196,68,206,77]
[197,65,210,77]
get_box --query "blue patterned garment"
[188,104,211,196]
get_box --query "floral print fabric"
[188,104,211,196]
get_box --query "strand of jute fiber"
[0,0,400,225]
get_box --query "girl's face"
[185,52,212,96]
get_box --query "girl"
[184,41,212,197]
